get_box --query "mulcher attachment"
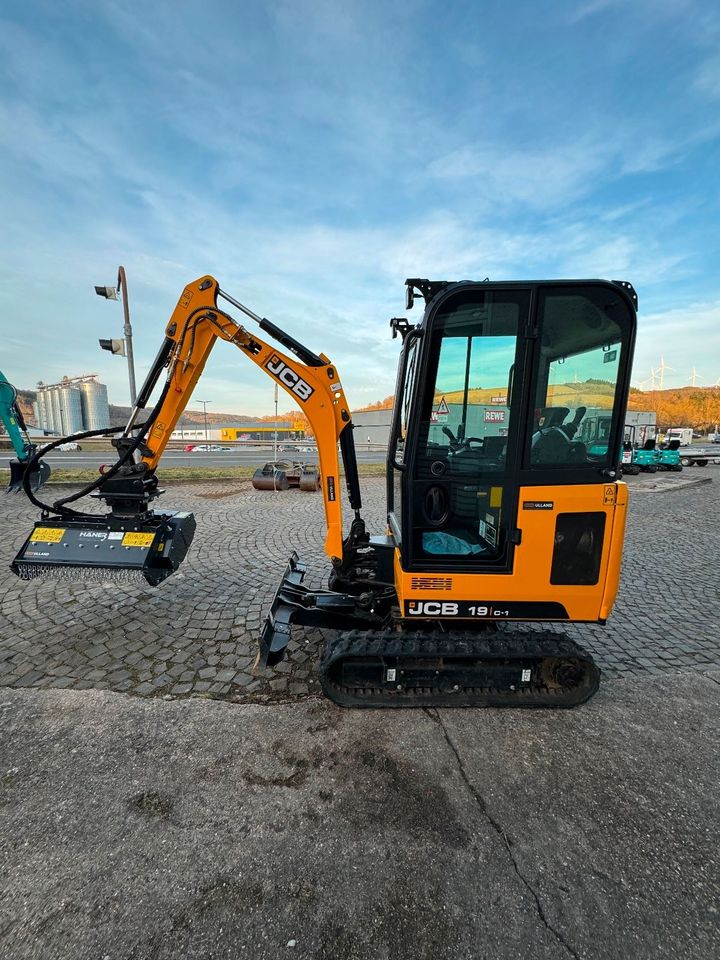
[11,511,196,586]
[7,458,51,494]
[319,630,600,708]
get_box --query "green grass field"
[28,463,388,485]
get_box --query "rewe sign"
[484,409,506,423]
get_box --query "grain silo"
[35,386,54,432]
[58,382,84,434]
[79,378,110,430]
[49,386,64,433]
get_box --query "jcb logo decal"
[265,355,314,402]
[407,601,459,616]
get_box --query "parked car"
[184,444,197,452]
[58,442,82,451]
[191,444,230,452]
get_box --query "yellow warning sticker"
[603,485,616,505]
[489,486,503,508]
[122,532,155,548]
[30,527,65,543]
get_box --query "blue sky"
[1,0,719,415]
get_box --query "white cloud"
[427,139,613,210]
[569,0,694,23]
[695,56,720,98]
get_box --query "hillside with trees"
[627,386,720,432]
[355,384,720,432]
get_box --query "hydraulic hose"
[22,425,140,518]
[22,377,172,518]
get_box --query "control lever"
[442,425,462,452]
[563,406,587,440]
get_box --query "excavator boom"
[132,276,356,560]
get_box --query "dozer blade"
[320,630,600,708]
[11,511,196,586]
[7,458,51,494]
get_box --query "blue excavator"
[0,370,51,492]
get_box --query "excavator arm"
[12,275,365,589]
[0,370,51,492]
[131,275,355,560]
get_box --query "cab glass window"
[411,291,529,561]
[528,289,628,469]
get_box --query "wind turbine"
[689,367,703,387]
[639,367,658,390]
[656,356,674,390]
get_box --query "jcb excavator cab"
[388,281,635,593]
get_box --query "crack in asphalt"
[424,708,581,960]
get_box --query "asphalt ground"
[2,441,718,473]
[0,672,718,960]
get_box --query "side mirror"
[405,285,414,311]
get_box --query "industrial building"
[169,421,305,442]
[34,375,110,435]
[349,407,394,445]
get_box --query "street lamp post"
[273,383,278,460]
[95,264,137,405]
[117,267,137,404]
[197,401,212,442]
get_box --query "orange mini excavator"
[13,275,637,707]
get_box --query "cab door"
[400,286,532,573]
[387,330,420,545]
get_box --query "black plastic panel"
[550,512,606,585]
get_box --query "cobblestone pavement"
[0,473,717,700]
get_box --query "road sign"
[436,397,449,422]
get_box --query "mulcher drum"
[320,630,600,708]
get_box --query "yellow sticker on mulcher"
[30,527,65,543]
[122,532,155,548]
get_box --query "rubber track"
[319,629,600,708]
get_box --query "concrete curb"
[626,474,713,494]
